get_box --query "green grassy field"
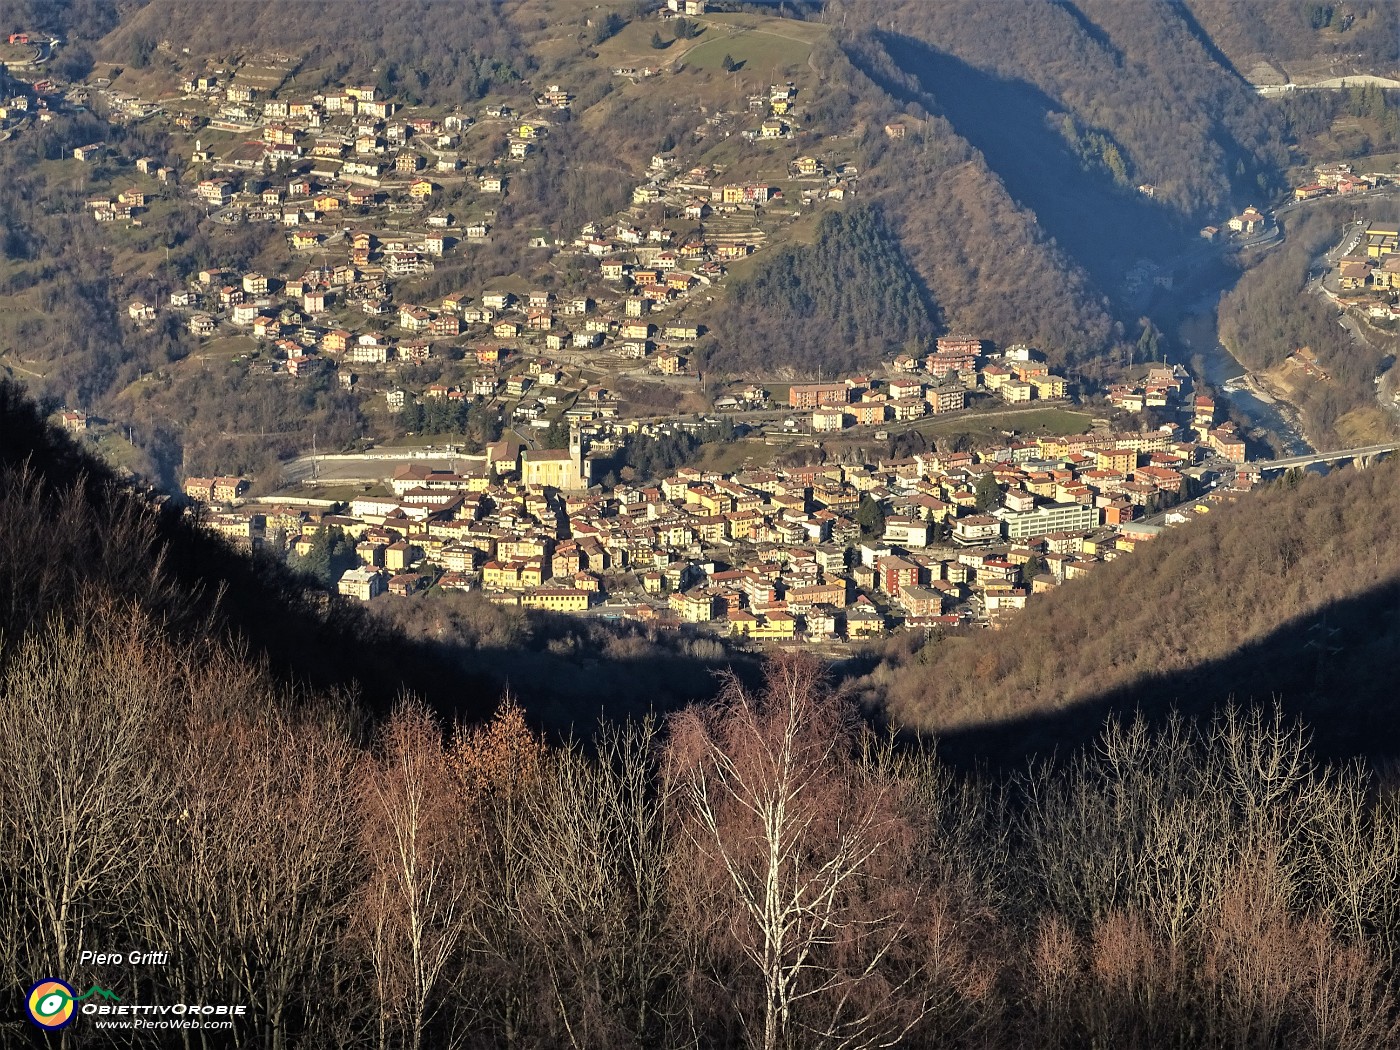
[196,335,259,361]
[693,434,779,474]
[682,31,812,75]
[88,430,149,474]
[761,384,791,404]
[919,406,1093,442]
[287,481,387,501]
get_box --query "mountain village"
[7,26,1277,644]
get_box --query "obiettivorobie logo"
[25,979,120,1030]
[24,976,245,1032]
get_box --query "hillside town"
[25,51,863,431]
[0,24,1282,646]
[186,384,1251,642]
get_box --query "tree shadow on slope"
[926,574,1400,773]
[0,380,750,740]
[866,32,1191,296]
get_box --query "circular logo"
[26,979,76,1029]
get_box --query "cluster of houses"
[185,412,1250,638]
[1199,205,1269,244]
[1105,364,1245,462]
[79,66,866,434]
[1331,221,1400,319]
[1293,161,1388,202]
[781,340,1064,432]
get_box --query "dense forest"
[834,0,1287,221]
[870,456,1400,767]
[0,0,121,42]
[1181,0,1400,73]
[4,609,1400,1048]
[1277,84,1400,168]
[701,204,934,374]
[826,36,1119,364]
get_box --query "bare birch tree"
[667,653,936,1050]
[0,606,173,989]
[515,719,684,1049]
[358,699,473,1050]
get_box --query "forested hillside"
[0,0,120,41]
[836,0,1286,222]
[827,35,1119,365]
[101,0,528,106]
[701,204,936,374]
[1218,204,1398,445]
[1182,0,1400,76]
[869,458,1400,766]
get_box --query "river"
[1164,268,1315,458]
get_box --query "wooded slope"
[872,459,1400,765]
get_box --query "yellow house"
[728,610,758,636]
[669,590,716,623]
[1372,255,1400,289]
[794,156,820,176]
[409,179,436,199]
[517,123,538,140]
[290,231,320,251]
[481,561,521,590]
[752,611,797,641]
[520,560,546,588]
[1095,447,1137,473]
[1365,225,1399,259]
[522,588,588,612]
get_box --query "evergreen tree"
[704,204,935,374]
[974,472,1000,512]
[544,417,569,450]
[288,526,358,588]
[856,494,886,539]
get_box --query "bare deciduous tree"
[358,700,473,1050]
[0,606,173,987]
[668,654,939,1050]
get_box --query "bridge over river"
[1240,441,1400,476]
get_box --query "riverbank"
[1227,369,1319,453]
[1173,293,1315,456]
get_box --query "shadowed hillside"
[834,37,1119,364]
[841,0,1286,220]
[873,33,1191,294]
[868,459,1400,769]
[0,380,750,736]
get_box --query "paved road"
[1307,221,1400,421]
